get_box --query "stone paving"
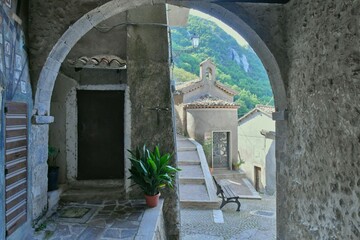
[180,194,276,240]
[29,200,146,240]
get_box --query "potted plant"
[47,146,60,191]
[128,145,181,207]
[233,151,245,171]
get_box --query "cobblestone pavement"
[180,194,276,240]
[29,200,146,240]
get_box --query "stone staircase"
[60,180,126,202]
[177,135,219,209]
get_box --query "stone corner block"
[32,115,54,125]
[272,109,288,121]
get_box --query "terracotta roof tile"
[214,82,238,96]
[175,79,204,94]
[255,104,275,114]
[185,95,239,109]
[68,55,126,69]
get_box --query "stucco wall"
[238,112,275,193]
[278,0,360,239]
[187,108,238,167]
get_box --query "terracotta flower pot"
[144,193,160,208]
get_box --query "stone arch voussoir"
[33,0,166,122]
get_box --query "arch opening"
[32,0,287,238]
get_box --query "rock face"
[280,0,360,239]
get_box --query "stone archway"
[33,0,287,120]
[32,0,288,238]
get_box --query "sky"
[190,9,249,47]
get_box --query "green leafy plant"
[48,146,60,167]
[128,145,181,196]
[233,159,245,169]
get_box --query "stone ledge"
[32,115,54,124]
[135,199,165,240]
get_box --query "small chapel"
[174,59,239,169]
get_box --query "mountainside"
[171,15,273,116]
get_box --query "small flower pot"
[144,193,160,208]
[48,166,59,191]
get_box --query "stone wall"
[26,0,360,239]
[0,0,34,239]
[127,5,179,238]
[28,0,112,89]
[278,0,360,239]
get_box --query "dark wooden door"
[4,102,28,237]
[77,90,124,180]
[254,166,261,192]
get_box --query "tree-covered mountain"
[171,15,273,117]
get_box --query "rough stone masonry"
[21,0,360,239]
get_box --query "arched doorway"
[31,0,287,238]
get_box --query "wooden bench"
[212,176,241,211]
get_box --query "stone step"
[61,187,126,202]
[69,179,124,188]
[178,160,200,166]
[179,183,209,201]
[179,183,218,209]
[180,200,219,209]
[179,165,204,179]
[176,140,197,151]
[177,151,200,162]
[176,135,188,141]
[180,178,205,184]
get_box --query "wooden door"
[77,90,124,180]
[254,166,261,192]
[4,102,28,237]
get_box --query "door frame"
[66,84,131,189]
[211,130,231,169]
[254,166,262,192]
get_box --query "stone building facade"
[0,0,358,239]
[238,105,276,195]
[174,59,239,169]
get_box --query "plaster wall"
[265,140,276,195]
[187,108,238,167]
[277,0,360,239]
[238,112,275,193]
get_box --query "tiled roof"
[256,104,275,115]
[68,55,126,69]
[185,95,239,109]
[215,81,238,96]
[175,79,204,94]
[175,79,237,96]
[238,104,275,122]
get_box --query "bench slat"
[212,176,241,211]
